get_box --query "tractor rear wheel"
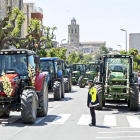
[21,89,37,124]
[95,84,103,110]
[64,78,69,93]
[53,81,62,100]
[37,77,48,117]
[0,110,10,117]
[78,76,86,88]
[130,84,139,111]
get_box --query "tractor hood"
[110,72,124,78]
[86,71,97,74]
[72,71,80,74]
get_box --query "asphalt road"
[0,86,140,140]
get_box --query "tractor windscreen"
[40,61,55,73]
[0,54,27,75]
[104,57,130,71]
[73,64,85,71]
[89,65,99,72]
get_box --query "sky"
[23,0,140,51]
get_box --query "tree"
[94,45,109,60]
[77,51,84,60]
[0,6,57,50]
[84,54,92,62]
[99,45,109,54]
[0,6,25,50]
[67,51,80,64]
[37,49,48,58]
[48,48,67,61]
[120,50,126,55]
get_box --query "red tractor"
[0,49,48,124]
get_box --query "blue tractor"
[40,57,65,100]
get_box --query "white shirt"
[138,77,140,84]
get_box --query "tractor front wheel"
[64,78,69,93]
[21,89,37,124]
[95,84,103,110]
[37,77,48,117]
[130,84,139,111]
[53,81,62,100]
[78,76,85,88]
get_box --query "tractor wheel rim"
[32,96,36,119]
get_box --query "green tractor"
[78,61,100,88]
[71,63,86,85]
[95,54,139,111]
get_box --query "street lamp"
[61,39,66,47]
[118,45,122,51]
[120,29,127,54]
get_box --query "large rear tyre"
[130,84,139,111]
[37,77,48,117]
[0,110,10,117]
[53,81,61,100]
[78,76,86,88]
[95,84,103,110]
[21,89,37,124]
[64,78,69,93]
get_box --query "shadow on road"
[97,99,140,115]
[0,115,59,127]
[49,97,74,102]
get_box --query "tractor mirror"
[138,60,140,65]
[34,56,40,64]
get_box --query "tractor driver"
[11,55,27,73]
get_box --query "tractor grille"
[85,74,90,78]
[72,74,77,77]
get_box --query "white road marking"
[96,136,140,139]
[127,116,140,128]
[77,115,91,125]
[104,115,116,127]
[35,104,60,124]
[98,131,140,133]
[51,114,71,124]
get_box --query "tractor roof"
[0,49,36,55]
[103,54,133,58]
[40,57,58,61]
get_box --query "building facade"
[129,33,140,53]
[68,18,79,47]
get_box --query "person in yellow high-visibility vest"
[87,80,99,126]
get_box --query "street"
[0,86,140,140]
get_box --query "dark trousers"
[90,107,96,125]
[139,84,140,91]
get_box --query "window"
[69,29,70,33]
[72,28,73,33]
[69,52,71,54]
[75,29,76,33]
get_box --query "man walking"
[87,80,99,126]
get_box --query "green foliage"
[67,51,80,64]
[120,50,126,55]
[48,48,67,60]
[77,51,84,60]
[84,54,92,62]
[37,50,48,58]
[94,45,109,60]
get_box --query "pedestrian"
[87,80,99,126]
[138,73,140,91]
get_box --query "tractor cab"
[71,63,86,85]
[78,61,100,88]
[40,57,65,100]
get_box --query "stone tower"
[68,18,79,47]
